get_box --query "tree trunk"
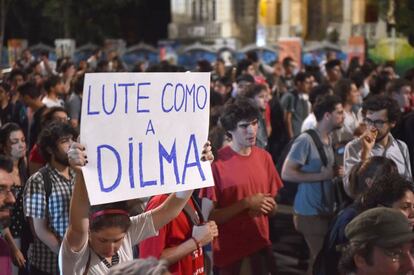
[63,0,71,37]
[0,0,9,66]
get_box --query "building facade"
[169,0,388,46]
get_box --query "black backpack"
[276,129,328,205]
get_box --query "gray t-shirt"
[281,92,310,137]
[65,93,82,121]
[286,131,336,215]
[59,211,157,275]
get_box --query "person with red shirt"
[200,98,283,275]
[139,195,217,275]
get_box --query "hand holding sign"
[80,73,214,205]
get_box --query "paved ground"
[270,205,309,275]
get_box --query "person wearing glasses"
[343,95,412,197]
[339,207,414,275]
[0,155,16,275]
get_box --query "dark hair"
[38,121,78,162]
[348,156,398,198]
[60,62,75,74]
[0,82,10,93]
[309,84,332,105]
[209,125,227,158]
[0,155,13,173]
[219,97,260,132]
[0,123,23,150]
[294,72,310,85]
[8,69,26,82]
[236,59,253,77]
[313,95,342,122]
[245,50,258,63]
[244,84,266,99]
[44,75,62,93]
[334,78,355,104]
[359,173,414,211]
[282,56,294,68]
[17,81,41,99]
[41,106,68,128]
[73,74,85,95]
[370,70,390,95]
[362,95,401,123]
[339,242,374,274]
[349,71,365,89]
[325,59,341,71]
[361,61,377,78]
[386,78,410,95]
[89,201,131,233]
[404,67,414,81]
[197,60,213,72]
[216,76,232,88]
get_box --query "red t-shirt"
[199,146,283,267]
[139,195,204,275]
[29,144,45,164]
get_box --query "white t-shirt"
[301,113,317,132]
[42,96,64,108]
[59,211,157,275]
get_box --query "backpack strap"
[182,197,203,226]
[396,139,411,176]
[305,129,328,167]
[38,166,52,205]
[304,129,330,214]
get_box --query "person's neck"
[344,103,353,113]
[47,92,58,101]
[377,133,390,147]
[316,123,331,144]
[50,159,70,179]
[13,159,19,168]
[30,100,45,112]
[230,143,252,156]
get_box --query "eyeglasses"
[382,247,414,262]
[0,186,16,198]
[363,117,389,128]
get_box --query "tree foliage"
[3,0,158,45]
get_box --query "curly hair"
[362,95,401,123]
[348,156,398,198]
[359,173,414,211]
[334,78,355,104]
[219,97,260,132]
[38,121,78,162]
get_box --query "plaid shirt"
[24,164,74,274]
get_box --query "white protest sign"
[80,73,213,205]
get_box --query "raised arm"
[65,142,90,252]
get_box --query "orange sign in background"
[278,38,302,67]
[347,36,365,65]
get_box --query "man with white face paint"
[343,95,412,197]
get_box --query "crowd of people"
[0,47,413,275]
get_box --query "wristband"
[191,237,201,250]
